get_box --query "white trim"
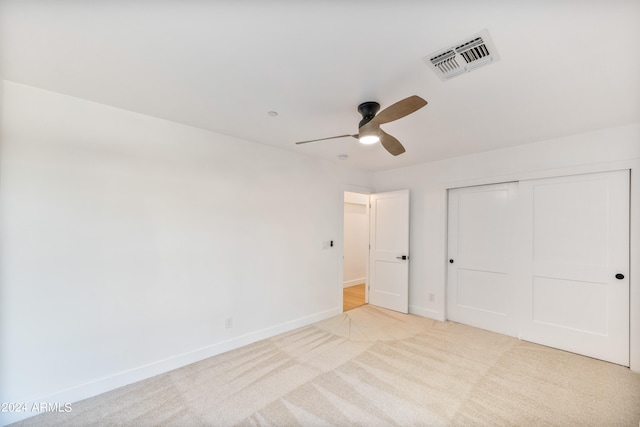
[2,307,340,426]
[629,166,640,372]
[341,184,372,194]
[443,159,635,190]
[409,305,444,321]
[343,278,366,288]
[344,192,369,205]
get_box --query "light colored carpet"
[12,305,640,426]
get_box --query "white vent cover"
[424,29,499,81]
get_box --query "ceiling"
[1,0,639,172]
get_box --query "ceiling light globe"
[359,135,380,145]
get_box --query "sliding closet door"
[519,170,630,366]
[447,183,518,337]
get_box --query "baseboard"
[343,278,366,288]
[409,305,444,322]
[1,307,341,426]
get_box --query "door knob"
[396,255,408,260]
[449,259,454,263]
[615,273,625,280]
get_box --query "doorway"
[342,189,411,313]
[343,191,369,311]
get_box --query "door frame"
[342,189,371,308]
[443,159,640,371]
[340,185,372,311]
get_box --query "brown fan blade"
[370,95,427,126]
[358,122,405,156]
[379,129,405,156]
[357,121,379,140]
[295,134,358,145]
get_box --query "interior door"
[519,170,630,366]
[369,189,410,313]
[447,183,519,336]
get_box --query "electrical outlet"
[429,293,435,303]
[225,317,232,328]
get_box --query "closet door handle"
[615,273,624,280]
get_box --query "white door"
[519,170,630,366]
[447,183,519,336]
[369,189,410,313]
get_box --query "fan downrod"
[357,102,380,128]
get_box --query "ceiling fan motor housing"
[357,102,380,128]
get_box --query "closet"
[447,170,630,366]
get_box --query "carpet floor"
[12,305,640,426]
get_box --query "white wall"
[0,81,372,424]
[2,80,638,426]
[372,123,640,370]
[343,192,369,288]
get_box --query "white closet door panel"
[447,183,518,336]
[519,170,630,366]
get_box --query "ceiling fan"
[295,95,427,156]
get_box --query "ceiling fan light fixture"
[359,134,380,145]
[294,95,427,156]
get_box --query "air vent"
[424,29,499,81]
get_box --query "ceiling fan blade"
[359,122,406,156]
[295,134,358,145]
[296,135,358,145]
[379,129,405,156]
[370,95,427,126]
